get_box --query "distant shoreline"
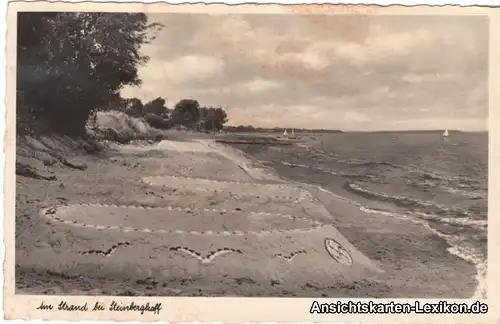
[345,130,487,134]
[224,127,486,134]
[224,126,343,134]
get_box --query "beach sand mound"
[24,203,383,296]
[107,139,279,182]
[203,140,283,182]
[108,138,281,182]
[110,139,210,154]
[15,137,388,297]
[139,175,334,218]
[132,150,256,181]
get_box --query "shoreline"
[224,141,480,298]
[15,136,479,297]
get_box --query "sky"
[120,14,489,131]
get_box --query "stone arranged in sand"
[154,225,384,287]
[142,175,312,200]
[137,175,340,220]
[27,138,386,295]
[36,206,384,288]
[41,204,320,234]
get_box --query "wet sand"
[226,140,479,298]
[15,136,477,297]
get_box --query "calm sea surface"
[233,131,488,297]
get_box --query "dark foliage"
[122,98,145,117]
[143,97,169,118]
[170,99,201,127]
[17,12,163,136]
[199,106,229,131]
[144,113,171,129]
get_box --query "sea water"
[236,131,488,298]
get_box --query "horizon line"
[224,126,488,133]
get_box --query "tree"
[213,107,229,130]
[17,12,164,135]
[171,99,201,127]
[199,106,229,131]
[122,98,144,117]
[144,113,171,129]
[143,97,169,117]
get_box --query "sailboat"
[288,128,300,139]
[283,129,288,137]
[443,129,449,137]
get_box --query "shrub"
[87,111,163,143]
[144,113,171,129]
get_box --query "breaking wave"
[285,141,488,298]
[345,182,479,219]
[359,205,487,299]
[280,161,378,180]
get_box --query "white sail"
[443,129,449,137]
[291,128,295,136]
[283,129,288,136]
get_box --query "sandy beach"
[14,134,479,298]
[10,9,494,324]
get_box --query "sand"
[40,204,321,233]
[15,136,477,297]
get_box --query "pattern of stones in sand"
[169,246,243,264]
[324,238,353,267]
[78,241,131,257]
[76,240,242,263]
[39,140,354,268]
[274,250,308,262]
[141,175,315,203]
[40,204,327,236]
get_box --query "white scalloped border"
[40,204,330,236]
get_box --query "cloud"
[332,28,435,66]
[121,14,488,131]
[195,77,283,96]
[391,117,487,131]
[140,54,225,85]
[245,78,283,92]
[344,111,370,123]
[229,104,324,128]
[402,73,455,84]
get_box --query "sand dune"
[16,138,388,297]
